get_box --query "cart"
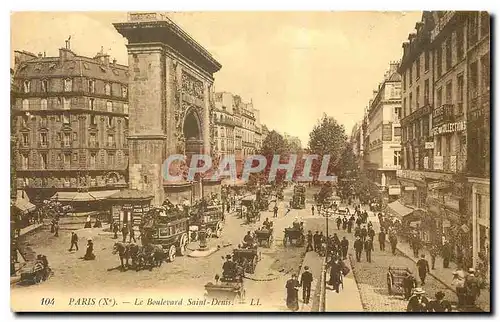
[232,248,260,274]
[204,279,245,303]
[283,227,305,247]
[255,229,273,247]
[19,262,51,285]
[387,266,412,295]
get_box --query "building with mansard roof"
[12,41,129,210]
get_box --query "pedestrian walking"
[411,233,421,258]
[378,229,386,251]
[340,236,349,260]
[452,268,466,307]
[54,221,59,237]
[83,238,95,260]
[389,234,398,255]
[430,244,438,269]
[328,257,343,293]
[285,274,300,311]
[121,224,128,243]
[313,231,320,252]
[368,227,375,243]
[402,272,417,300]
[113,222,119,239]
[360,226,367,242]
[354,237,363,262]
[336,217,342,230]
[416,254,430,285]
[306,231,313,252]
[68,232,79,251]
[464,268,481,307]
[364,238,373,263]
[428,291,452,312]
[442,241,451,268]
[311,205,315,216]
[300,266,313,304]
[129,225,137,243]
[347,216,354,233]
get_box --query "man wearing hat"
[300,266,313,304]
[222,255,236,279]
[416,254,430,285]
[464,268,480,307]
[451,268,466,307]
[406,288,429,312]
[402,272,417,300]
[353,236,363,262]
[428,291,452,312]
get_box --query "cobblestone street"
[11,188,311,311]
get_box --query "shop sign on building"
[404,186,417,191]
[434,156,443,170]
[432,121,466,136]
[397,169,425,181]
[428,181,450,190]
[425,142,435,149]
[388,185,401,195]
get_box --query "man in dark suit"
[353,237,363,262]
[300,266,313,304]
[364,237,373,263]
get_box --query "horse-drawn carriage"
[232,248,260,274]
[291,185,306,209]
[240,196,260,224]
[189,200,224,241]
[138,206,189,262]
[387,266,412,295]
[204,278,245,304]
[255,228,273,247]
[283,225,305,247]
[19,261,52,285]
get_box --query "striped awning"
[14,198,36,214]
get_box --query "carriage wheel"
[34,272,43,284]
[283,235,288,247]
[206,227,213,239]
[168,245,176,262]
[177,233,188,256]
[387,275,392,295]
[249,258,256,274]
[215,222,223,238]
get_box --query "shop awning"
[89,190,120,200]
[51,192,97,202]
[14,198,36,214]
[387,200,414,219]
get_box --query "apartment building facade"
[13,44,129,208]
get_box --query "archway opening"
[183,110,201,140]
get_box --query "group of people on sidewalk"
[285,266,313,311]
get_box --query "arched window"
[23,81,31,93]
[106,101,113,112]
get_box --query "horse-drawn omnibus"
[140,206,190,262]
[189,200,224,241]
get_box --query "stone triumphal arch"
[114,12,222,205]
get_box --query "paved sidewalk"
[298,251,324,312]
[395,240,490,312]
[15,222,44,238]
[325,255,364,312]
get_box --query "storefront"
[107,189,154,230]
[469,177,490,269]
[12,190,37,229]
[396,169,428,209]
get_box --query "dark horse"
[112,242,132,271]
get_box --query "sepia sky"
[11,11,422,146]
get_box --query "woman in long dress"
[285,274,300,311]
